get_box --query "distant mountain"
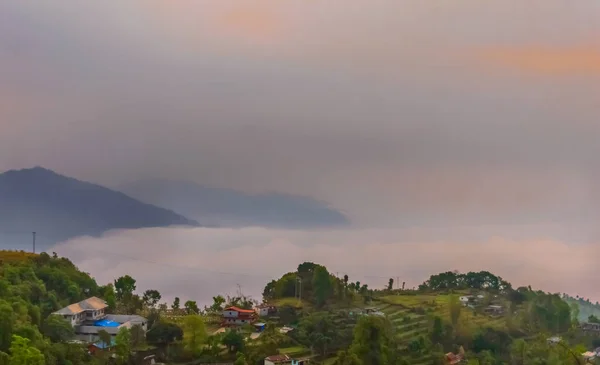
[119,180,350,229]
[0,167,198,249]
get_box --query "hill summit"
[0,167,198,249]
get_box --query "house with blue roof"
[53,297,147,343]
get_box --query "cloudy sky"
[2,1,600,300]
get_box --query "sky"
[2,1,600,300]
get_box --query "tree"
[184,300,200,314]
[172,297,180,311]
[222,330,245,353]
[182,315,207,357]
[114,275,136,301]
[313,266,333,307]
[0,351,8,365]
[431,316,444,345]
[130,324,146,349]
[0,301,14,352]
[7,335,44,365]
[234,352,248,365]
[387,278,394,291]
[101,284,117,310]
[115,327,131,365]
[448,295,462,327]
[589,314,600,323]
[209,295,226,312]
[347,315,395,365]
[142,289,161,308]
[42,315,74,343]
[146,322,183,345]
[97,330,112,349]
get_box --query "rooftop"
[54,297,108,315]
[265,355,291,362]
[224,306,256,314]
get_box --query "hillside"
[1,253,597,365]
[0,167,198,249]
[119,179,350,229]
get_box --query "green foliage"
[419,271,510,292]
[114,275,136,301]
[347,315,396,365]
[115,327,131,364]
[172,297,180,310]
[142,289,161,307]
[41,315,74,343]
[7,335,44,365]
[313,266,333,307]
[448,294,462,327]
[146,321,183,345]
[97,330,112,349]
[222,330,245,353]
[182,315,207,357]
[184,300,200,314]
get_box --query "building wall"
[257,308,270,316]
[223,310,240,318]
[265,360,275,365]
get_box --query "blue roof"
[94,319,120,327]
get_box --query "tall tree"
[142,289,162,308]
[115,327,131,365]
[209,296,226,312]
[114,275,136,301]
[184,300,200,315]
[348,316,395,365]
[448,295,462,327]
[182,315,207,357]
[172,297,180,311]
[97,330,112,349]
[7,335,44,365]
[313,266,333,307]
[130,324,146,349]
[387,278,394,291]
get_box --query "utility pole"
[32,232,36,254]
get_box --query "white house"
[53,297,108,326]
[53,297,147,343]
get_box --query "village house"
[580,322,600,334]
[483,305,504,316]
[222,306,257,327]
[256,304,277,317]
[53,297,147,343]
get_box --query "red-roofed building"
[222,306,257,326]
[445,352,464,364]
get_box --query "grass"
[279,346,310,356]
[274,298,310,309]
[0,250,37,263]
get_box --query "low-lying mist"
[50,227,599,306]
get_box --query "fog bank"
[51,227,600,306]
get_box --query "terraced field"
[375,294,507,365]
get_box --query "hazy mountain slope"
[0,167,198,249]
[120,179,350,229]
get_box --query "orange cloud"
[215,4,283,44]
[475,46,600,76]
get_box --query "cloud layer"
[51,227,600,306]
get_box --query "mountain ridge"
[0,167,198,249]
[119,179,350,229]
